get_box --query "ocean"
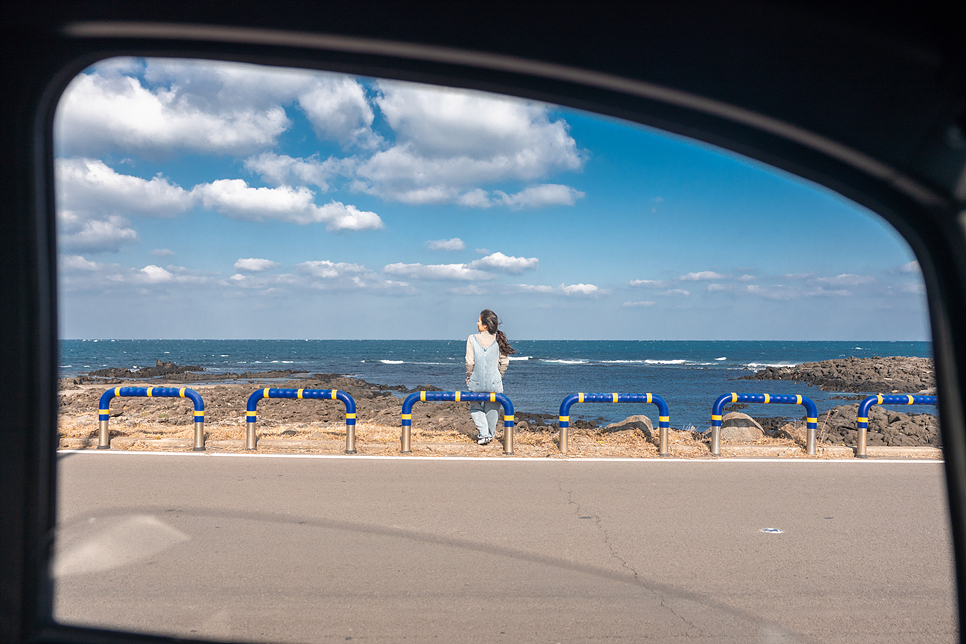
[59,340,935,428]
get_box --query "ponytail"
[480,309,516,356]
[496,329,516,356]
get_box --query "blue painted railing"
[246,388,357,453]
[558,393,670,456]
[98,386,205,450]
[855,394,938,457]
[711,393,818,456]
[401,391,515,455]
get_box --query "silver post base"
[400,425,411,454]
[345,424,356,454]
[193,421,205,451]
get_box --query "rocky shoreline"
[58,356,940,450]
[737,355,935,393]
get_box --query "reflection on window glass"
[53,58,951,643]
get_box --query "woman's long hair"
[479,309,516,356]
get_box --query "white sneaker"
[478,436,492,445]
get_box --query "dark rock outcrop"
[738,356,934,393]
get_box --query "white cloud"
[59,255,101,272]
[660,289,691,297]
[469,252,539,273]
[622,300,655,308]
[896,283,926,294]
[56,158,194,217]
[706,283,728,292]
[55,63,293,156]
[298,76,380,148]
[244,152,345,191]
[383,262,494,281]
[680,271,729,281]
[297,260,372,279]
[138,265,174,283]
[354,80,584,204]
[152,248,175,258]
[456,189,492,208]
[496,184,585,209]
[57,211,138,254]
[900,260,921,273]
[743,284,851,300]
[193,180,383,230]
[426,238,465,251]
[629,279,668,288]
[516,284,555,293]
[234,258,279,272]
[814,274,874,287]
[738,274,755,282]
[514,282,606,297]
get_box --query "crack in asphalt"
[559,481,703,637]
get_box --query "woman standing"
[465,309,515,445]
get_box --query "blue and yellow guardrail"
[711,393,818,456]
[401,391,515,455]
[245,388,358,453]
[97,386,206,450]
[558,393,671,456]
[855,394,938,457]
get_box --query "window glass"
[53,58,951,643]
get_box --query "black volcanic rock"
[737,356,934,393]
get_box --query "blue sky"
[54,57,929,341]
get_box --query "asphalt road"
[53,453,957,643]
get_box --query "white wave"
[644,359,688,365]
[600,359,647,364]
[745,362,798,368]
[509,356,531,361]
[543,359,589,365]
[715,357,727,361]
[380,360,405,365]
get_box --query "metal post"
[659,426,669,457]
[856,425,868,458]
[97,419,110,449]
[346,424,356,454]
[246,421,257,450]
[559,426,569,454]
[401,425,412,454]
[710,426,721,457]
[503,420,513,455]
[193,420,205,451]
[806,426,816,456]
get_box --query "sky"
[54,57,930,341]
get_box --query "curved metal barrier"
[711,393,818,456]
[558,393,670,456]
[855,394,938,458]
[246,388,358,453]
[98,386,205,450]
[401,391,515,455]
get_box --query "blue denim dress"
[467,334,503,440]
